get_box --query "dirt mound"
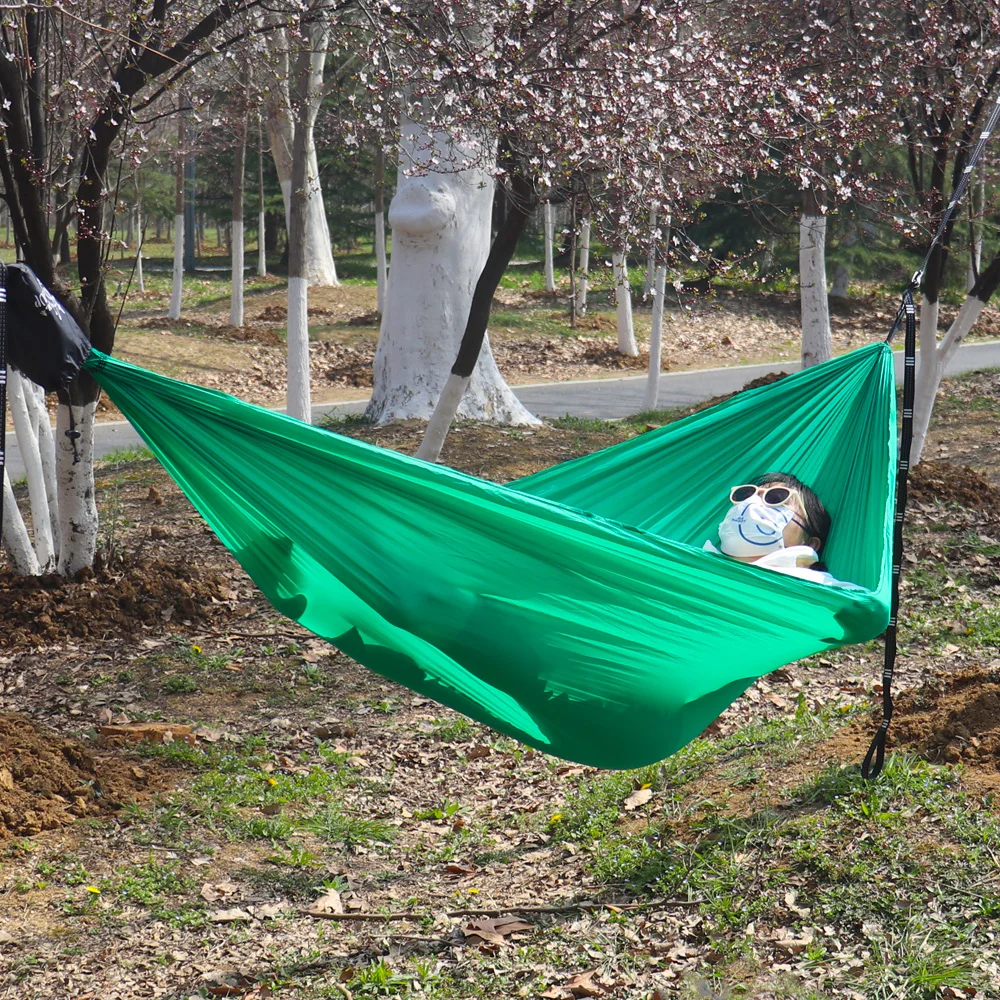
[0,559,232,648]
[908,460,1000,512]
[0,714,157,836]
[888,667,1000,779]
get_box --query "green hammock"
[85,342,896,769]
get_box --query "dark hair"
[752,472,831,554]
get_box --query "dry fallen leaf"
[623,787,653,811]
[209,907,252,923]
[308,889,344,916]
[462,916,533,947]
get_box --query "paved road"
[5,339,1000,479]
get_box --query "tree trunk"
[135,204,145,293]
[799,189,831,367]
[265,29,338,288]
[284,25,328,422]
[256,123,267,277]
[968,172,985,292]
[542,201,556,292]
[613,252,637,355]
[830,263,849,300]
[230,119,246,328]
[55,401,98,576]
[367,117,536,429]
[643,265,668,411]
[415,170,541,462]
[8,371,55,571]
[374,145,387,314]
[575,217,590,316]
[1,471,40,575]
[911,252,1000,463]
[169,111,184,320]
[643,203,657,299]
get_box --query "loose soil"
[886,667,1000,789]
[0,715,160,836]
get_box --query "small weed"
[163,673,198,694]
[433,717,476,743]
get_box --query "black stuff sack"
[4,262,91,392]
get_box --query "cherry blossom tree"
[0,0,282,574]
[360,0,793,458]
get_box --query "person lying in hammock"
[703,472,856,587]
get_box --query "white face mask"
[718,500,798,558]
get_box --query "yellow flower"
[192,645,202,655]
[550,813,563,823]
[640,783,652,790]
[266,777,277,786]
[467,887,479,894]
[86,886,101,894]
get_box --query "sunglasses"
[729,484,812,535]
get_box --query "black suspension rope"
[862,97,1000,780]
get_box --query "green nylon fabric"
[84,341,896,769]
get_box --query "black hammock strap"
[863,96,1000,779]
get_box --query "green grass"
[96,445,155,467]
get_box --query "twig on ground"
[304,899,703,922]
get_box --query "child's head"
[719,472,830,561]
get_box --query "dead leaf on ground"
[540,969,610,998]
[623,787,653,810]
[209,907,253,923]
[307,889,344,916]
[462,915,533,946]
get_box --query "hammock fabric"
[83,342,896,769]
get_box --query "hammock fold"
[85,342,896,768]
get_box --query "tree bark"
[799,188,831,367]
[230,116,247,328]
[642,264,668,412]
[169,108,185,320]
[575,217,590,316]
[367,116,535,428]
[542,201,556,292]
[912,253,1000,464]
[374,145,387,314]
[415,171,541,462]
[613,252,637,356]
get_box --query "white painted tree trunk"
[643,204,658,298]
[642,264,668,412]
[969,173,985,292]
[266,93,338,287]
[25,379,58,561]
[230,220,244,327]
[612,252,638,356]
[169,213,184,319]
[830,263,849,300]
[575,217,590,316]
[55,402,98,577]
[135,205,145,293]
[286,277,311,421]
[2,470,40,575]
[258,208,267,276]
[8,371,54,571]
[375,210,387,313]
[542,202,556,292]
[911,294,986,465]
[799,213,832,367]
[366,117,537,426]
